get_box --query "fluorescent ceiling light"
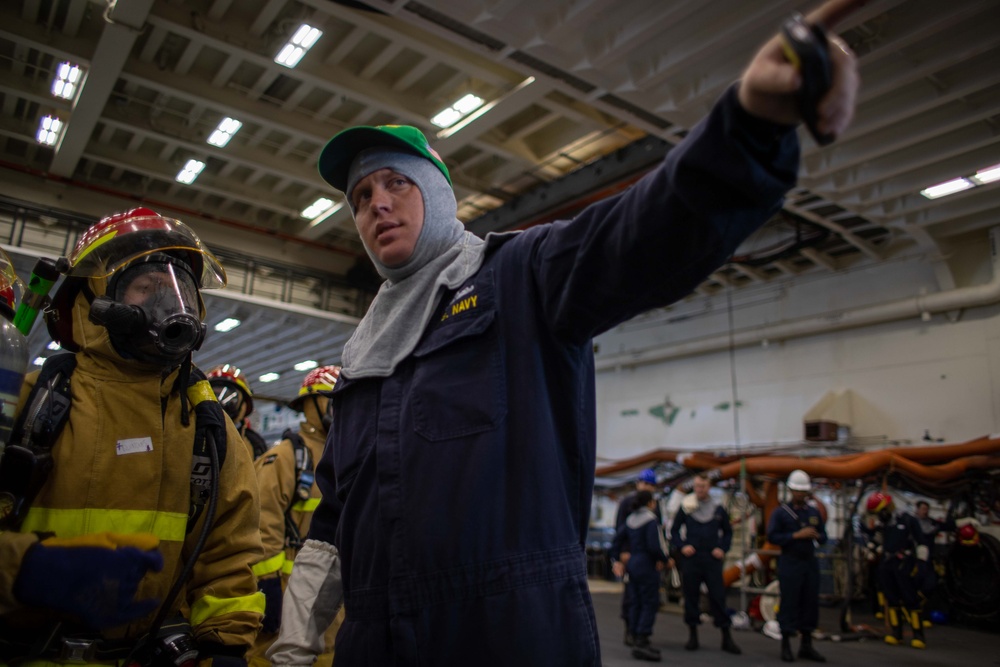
[214,317,241,332]
[972,163,1000,184]
[307,202,344,228]
[301,197,335,219]
[46,341,61,350]
[36,116,63,146]
[32,356,46,366]
[176,158,206,184]
[207,117,242,148]
[920,177,974,199]
[275,24,322,68]
[294,359,318,371]
[430,93,484,128]
[259,372,281,383]
[51,62,82,100]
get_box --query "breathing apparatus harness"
[0,358,228,667]
[279,429,315,550]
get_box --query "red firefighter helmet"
[207,363,254,418]
[866,491,894,514]
[957,524,980,547]
[289,365,340,412]
[46,208,226,351]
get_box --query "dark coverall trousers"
[680,553,730,627]
[777,555,819,635]
[628,570,660,637]
[879,556,921,608]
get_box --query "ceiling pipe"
[595,226,1000,372]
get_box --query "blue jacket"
[612,508,669,578]
[767,502,828,560]
[671,502,733,555]
[309,85,799,666]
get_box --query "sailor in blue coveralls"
[613,469,661,648]
[670,473,741,654]
[766,470,827,663]
[264,5,861,664]
[612,490,670,661]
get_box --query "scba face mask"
[90,257,206,366]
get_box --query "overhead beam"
[49,0,155,177]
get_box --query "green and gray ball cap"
[318,124,452,193]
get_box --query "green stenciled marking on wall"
[649,404,680,425]
[621,409,639,417]
[713,401,744,411]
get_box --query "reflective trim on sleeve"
[281,558,295,575]
[290,498,321,513]
[251,550,286,577]
[190,591,266,626]
[187,380,217,406]
[20,507,188,542]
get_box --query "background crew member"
[271,2,860,663]
[208,363,268,459]
[613,468,661,647]
[767,470,827,663]
[612,490,669,662]
[866,492,928,649]
[0,208,263,663]
[249,366,344,667]
[670,473,740,654]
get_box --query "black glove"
[259,576,283,634]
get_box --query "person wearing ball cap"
[269,3,860,663]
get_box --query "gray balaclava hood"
[340,147,487,378]
[346,148,464,282]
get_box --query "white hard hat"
[787,469,811,491]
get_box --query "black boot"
[798,631,826,662]
[721,626,741,655]
[623,622,634,647]
[631,635,662,662]
[685,624,699,651]
[781,633,795,662]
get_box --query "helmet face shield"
[92,258,206,366]
[213,383,247,421]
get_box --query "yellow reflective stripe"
[188,380,217,406]
[252,551,286,577]
[281,558,295,575]
[190,592,265,626]
[291,498,321,512]
[21,507,188,542]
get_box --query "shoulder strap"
[281,429,314,501]
[0,354,76,529]
[280,428,315,549]
[9,352,76,451]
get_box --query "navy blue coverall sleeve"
[670,509,688,551]
[527,85,800,345]
[718,508,733,552]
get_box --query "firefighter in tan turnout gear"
[0,208,264,665]
[248,366,344,667]
[208,363,269,459]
